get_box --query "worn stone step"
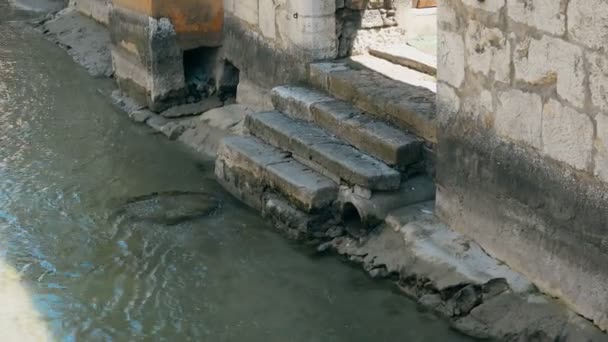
[215,136,338,212]
[245,111,401,191]
[369,44,437,76]
[310,60,437,143]
[272,86,424,169]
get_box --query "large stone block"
[462,88,493,128]
[507,0,565,35]
[465,20,510,83]
[437,30,465,88]
[495,89,542,148]
[109,6,185,111]
[514,35,585,109]
[541,100,593,171]
[235,0,259,25]
[568,0,608,50]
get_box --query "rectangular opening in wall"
[183,47,220,104]
[182,47,239,105]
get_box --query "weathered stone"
[117,191,220,225]
[43,8,112,77]
[271,86,334,121]
[309,62,349,90]
[216,136,337,212]
[436,82,460,125]
[568,0,608,50]
[437,30,464,88]
[495,89,542,149]
[311,100,423,168]
[160,97,223,118]
[146,114,169,131]
[258,0,276,39]
[594,114,608,183]
[446,285,482,316]
[109,7,185,111]
[339,176,436,226]
[270,85,423,168]
[310,61,437,143]
[368,44,437,76]
[507,0,565,35]
[347,54,436,92]
[275,2,337,59]
[542,100,593,171]
[236,76,274,112]
[267,160,339,212]
[587,52,608,113]
[514,35,585,109]
[436,131,608,332]
[464,20,510,83]
[245,111,401,190]
[234,0,258,25]
[360,9,384,28]
[453,292,607,341]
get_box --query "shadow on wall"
[335,0,401,58]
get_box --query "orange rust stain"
[113,0,223,46]
[111,0,153,15]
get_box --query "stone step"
[215,136,338,212]
[244,111,401,191]
[272,85,424,169]
[310,59,437,143]
[369,44,437,76]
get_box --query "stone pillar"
[109,0,223,111]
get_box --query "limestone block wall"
[222,0,338,89]
[436,0,608,331]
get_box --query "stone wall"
[436,0,608,331]
[336,0,406,57]
[222,0,338,89]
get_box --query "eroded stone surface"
[245,111,401,190]
[310,61,437,143]
[216,136,337,212]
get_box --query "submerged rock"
[116,191,220,226]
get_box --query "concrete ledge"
[436,126,608,332]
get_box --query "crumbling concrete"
[319,202,607,341]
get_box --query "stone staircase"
[215,56,437,239]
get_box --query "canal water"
[0,3,472,341]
